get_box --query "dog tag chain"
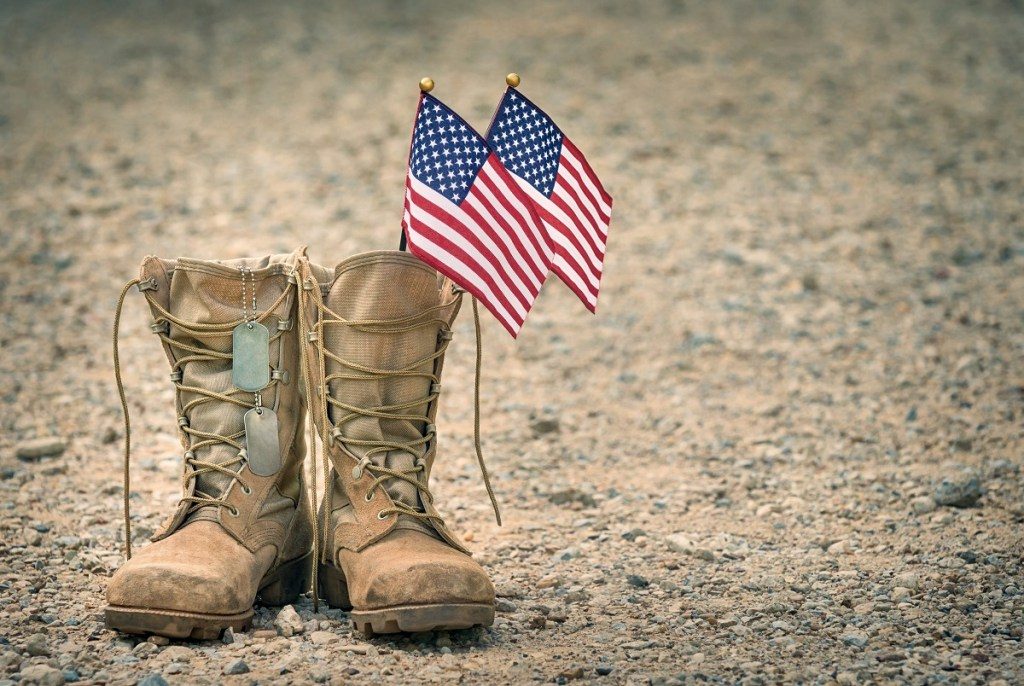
[234,267,281,477]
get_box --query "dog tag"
[244,407,280,476]
[232,321,270,391]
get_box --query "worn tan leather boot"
[105,251,316,639]
[295,250,497,635]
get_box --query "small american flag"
[402,93,552,337]
[487,88,613,312]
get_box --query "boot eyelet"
[364,491,375,502]
[377,511,389,520]
[228,507,240,517]
[242,485,252,495]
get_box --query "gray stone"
[25,632,49,656]
[223,659,250,675]
[934,475,983,507]
[909,496,936,514]
[137,675,169,686]
[16,437,66,460]
[18,665,65,686]
[841,632,869,648]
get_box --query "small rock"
[934,476,983,507]
[895,572,920,590]
[221,627,235,644]
[160,646,193,662]
[18,664,65,686]
[23,528,43,547]
[596,665,614,676]
[308,630,339,645]
[137,675,169,686]
[665,533,694,554]
[836,671,858,686]
[25,633,49,656]
[274,605,304,636]
[223,659,250,675]
[495,598,518,612]
[529,414,560,436]
[16,437,66,460]
[132,641,158,658]
[626,574,649,589]
[910,496,936,514]
[891,586,912,601]
[841,632,868,648]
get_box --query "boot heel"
[318,563,352,610]
[258,552,312,606]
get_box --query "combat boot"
[295,250,497,635]
[105,250,317,639]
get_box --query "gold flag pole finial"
[419,77,435,93]
[505,72,521,88]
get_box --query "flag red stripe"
[410,187,533,314]
[552,254,599,313]
[554,171,606,248]
[557,151,611,229]
[459,194,543,293]
[476,163,552,268]
[549,187,606,268]
[537,210,603,289]
[405,207,525,333]
[562,138,613,210]
[403,223,521,337]
[471,167,552,282]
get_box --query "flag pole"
[400,77,436,252]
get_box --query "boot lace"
[294,258,500,611]
[113,277,290,559]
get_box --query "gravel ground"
[2,1,1023,684]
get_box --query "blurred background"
[1,1,1022,683]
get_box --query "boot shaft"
[298,250,469,553]
[134,250,311,546]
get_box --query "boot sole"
[318,563,494,635]
[104,551,312,640]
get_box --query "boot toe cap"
[106,521,264,616]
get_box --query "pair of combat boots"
[105,248,496,639]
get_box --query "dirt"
[1,1,1023,684]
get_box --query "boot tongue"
[323,252,450,520]
[162,255,293,516]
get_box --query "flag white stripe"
[480,165,554,264]
[547,227,601,289]
[462,193,544,292]
[550,183,607,263]
[556,149,609,238]
[553,253,598,306]
[409,176,536,308]
[477,164,557,272]
[554,165,609,244]
[560,145,612,219]
[405,214,520,335]
[404,192,522,333]
[406,191,529,321]
[531,189,604,274]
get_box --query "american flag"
[487,88,612,312]
[402,93,552,337]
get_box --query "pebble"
[308,630,340,645]
[25,633,49,656]
[15,437,67,460]
[274,604,304,636]
[934,475,984,507]
[223,659,250,675]
[18,665,65,686]
[136,675,169,686]
[909,496,936,514]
